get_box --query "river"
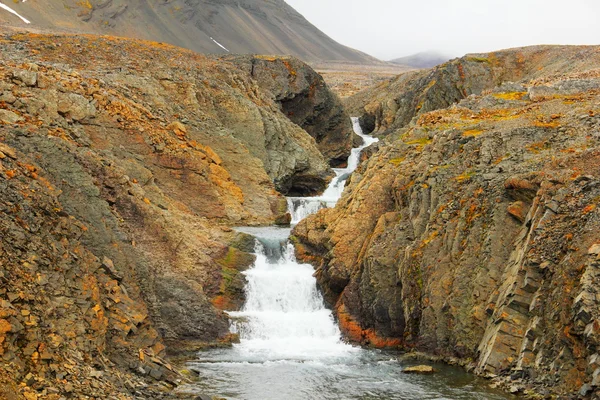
[181,119,512,400]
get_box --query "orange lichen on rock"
[336,304,402,348]
[492,92,527,101]
[167,121,187,138]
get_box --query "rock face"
[227,55,355,168]
[347,45,600,136]
[0,0,379,64]
[0,32,344,398]
[294,46,600,397]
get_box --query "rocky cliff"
[294,46,600,397]
[0,31,349,398]
[224,55,356,167]
[347,46,600,137]
[0,0,379,64]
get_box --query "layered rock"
[294,46,600,397]
[0,32,343,398]
[347,45,600,136]
[227,55,355,168]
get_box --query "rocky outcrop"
[0,31,342,398]
[227,55,355,167]
[294,46,600,397]
[0,0,380,64]
[0,141,182,399]
[347,45,600,136]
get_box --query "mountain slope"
[389,51,452,69]
[349,45,600,136]
[0,31,354,398]
[0,0,380,64]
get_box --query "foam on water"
[287,117,379,224]
[226,241,357,361]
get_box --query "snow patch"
[0,1,30,24]
[210,37,230,52]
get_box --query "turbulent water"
[183,119,512,400]
[287,118,379,224]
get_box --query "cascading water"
[219,117,374,362]
[287,118,379,224]
[183,119,513,400]
[226,234,356,361]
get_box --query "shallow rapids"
[182,119,512,399]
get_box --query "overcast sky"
[285,0,600,60]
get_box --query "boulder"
[402,365,436,374]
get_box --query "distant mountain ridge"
[0,0,380,64]
[389,51,452,69]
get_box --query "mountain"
[389,51,452,69]
[0,0,380,64]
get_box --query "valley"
[1,1,600,399]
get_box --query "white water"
[227,239,357,361]
[287,117,379,224]
[184,119,511,400]
[227,118,376,360]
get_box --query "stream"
[182,119,512,399]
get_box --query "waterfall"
[229,118,377,360]
[185,119,511,400]
[287,117,379,224]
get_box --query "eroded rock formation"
[0,32,346,398]
[226,55,355,168]
[295,46,600,397]
[346,45,600,137]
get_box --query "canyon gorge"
[1,1,600,399]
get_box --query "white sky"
[285,0,600,60]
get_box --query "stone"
[0,92,17,104]
[89,370,103,378]
[402,365,435,374]
[580,383,593,396]
[0,144,17,159]
[99,257,123,282]
[11,70,37,87]
[0,110,23,124]
[509,385,522,394]
[593,368,600,387]
[57,93,96,121]
[589,244,600,256]
[507,201,529,223]
[149,368,163,380]
[167,121,187,137]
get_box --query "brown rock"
[0,110,23,124]
[167,121,187,137]
[57,92,96,121]
[507,201,529,223]
[402,365,436,374]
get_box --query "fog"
[285,0,600,60]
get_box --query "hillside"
[293,45,600,397]
[0,31,352,399]
[0,0,380,64]
[348,46,600,136]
